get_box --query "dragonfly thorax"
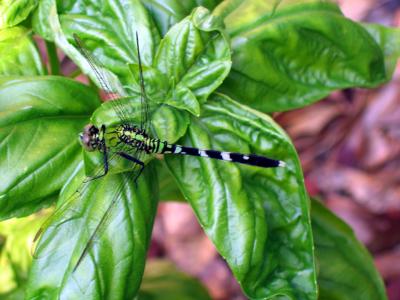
[116,124,147,143]
[115,124,157,154]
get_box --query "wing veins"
[135,32,150,133]
[72,153,145,272]
[73,34,129,123]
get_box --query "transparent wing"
[72,171,131,271]
[32,150,120,251]
[135,32,151,134]
[72,155,147,271]
[73,33,151,134]
[73,34,131,124]
[32,149,146,271]
[32,35,153,272]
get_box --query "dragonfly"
[77,34,285,180]
[33,33,285,273]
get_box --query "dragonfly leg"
[91,149,109,180]
[117,152,145,184]
[83,151,109,182]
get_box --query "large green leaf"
[154,7,231,116]
[126,7,231,137]
[217,0,389,112]
[0,213,49,300]
[3,231,210,300]
[26,164,159,300]
[84,5,231,139]
[165,93,317,300]
[33,2,230,129]
[141,0,223,36]
[155,160,185,202]
[0,27,45,76]
[363,23,400,78]
[137,259,212,300]
[0,76,100,220]
[0,0,38,29]
[311,199,387,300]
[33,0,159,88]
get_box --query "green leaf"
[34,3,230,119]
[125,64,191,142]
[137,259,212,300]
[153,160,185,202]
[0,0,38,29]
[33,0,160,87]
[26,165,159,300]
[154,7,231,115]
[311,199,387,300]
[0,27,45,76]
[0,212,49,300]
[127,63,169,102]
[0,76,100,220]
[151,105,190,143]
[91,97,142,128]
[217,0,389,112]
[141,0,223,36]
[362,23,400,78]
[165,93,317,300]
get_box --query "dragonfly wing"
[135,32,151,134]
[32,151,121,255]
[74,33,152,136]
[42,34,152,272]
[72,174,128,271]
[70,147,148,271]
[33,158,142,259]
[73,34,131,124]
[28,167,158,299]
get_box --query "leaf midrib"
[228,2,341,37]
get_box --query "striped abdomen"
[114,125,284,168]
[159,143,285,168]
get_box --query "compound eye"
[82,124,95,135]
[80,124,99,152]
[89,126,99,134]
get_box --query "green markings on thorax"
[104,125,122,148]
[104,124,183,155]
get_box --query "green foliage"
[137,259,212,300]
[0,27,45,76]
[363,23,400,77]
[312,199,387,300]
[0,212,49,300]
[26,166,159,299]
[141,0,222,36]
[153,7,231,116]
[0,217,209,300]
[166,94,316,299]
[0,0,396,299]
[0,77,100,220]
[0,0,38,29]
[217,0,396,112]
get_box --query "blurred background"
[147,1,400,299]
[1,1,398,299]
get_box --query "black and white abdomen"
[163,144,285,168]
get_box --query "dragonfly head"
[80,124,101,152]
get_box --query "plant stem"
[68,68,82,78]
[45,41,60,75]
